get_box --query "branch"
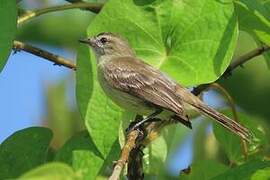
[192,45,270,95]
[224,45,270,76]
[18,2,103,25]
[13,40,76,70]
[109,130,140,180]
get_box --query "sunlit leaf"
[55,131,104,180]
[76,43,123,158]
[72,150,103,180]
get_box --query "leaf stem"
[18,2,103,25]
[13,40,76,70]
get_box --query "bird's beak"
[78,37,96,47]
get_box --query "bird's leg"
[128,109,163,132]
[126,115,143,133]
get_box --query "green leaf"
[0,0,17,72]
[179,160,229,180]
[72,150,104,180]
[235,0,270,46]
[251,167,270,180]
[0,127,53,179]
[20,162,79,180]
[213,111,267,163]
[76,45,123,157]
[55,131,104,180]
[77,0,238,160]
[55,131,102,164]
[86,0,237,85]
[212,160,270,180]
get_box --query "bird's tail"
[176,87,252,141]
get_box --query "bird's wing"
[102,56,186,117]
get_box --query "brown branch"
[18,2,103,25]
[192,45,270,95]
[109,130,140,180]
[13,40,76,70]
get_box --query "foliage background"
[1,0,270,179]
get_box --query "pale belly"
[97,69,155,116]
[100,79,154,115]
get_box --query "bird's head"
[79,32,135,59]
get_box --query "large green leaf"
[55,131,102,164]
[77,0,238,159]
[72,150,103,180]
[235,0,270,46]
[213,111,267,163]
[86,0,237,85]
[20,162,79,180]
[0,0,17,72]
[212,160,270,180]
[0,127,53,179]
[179,160,229,180]
[55,131,104,180]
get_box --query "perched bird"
[79,32,251,141]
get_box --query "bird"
[79,32,251,141]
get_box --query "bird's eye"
[100,37,108,44]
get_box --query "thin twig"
[13,40,76,70]
[224,45,270,76]
[192,45,270,95]
[18,2,103,25]
[109,130,140,180]
[207,83,248,160]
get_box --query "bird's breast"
[97,65,154,115]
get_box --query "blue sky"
[0,47,74,142]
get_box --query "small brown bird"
[79,32,251,141]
